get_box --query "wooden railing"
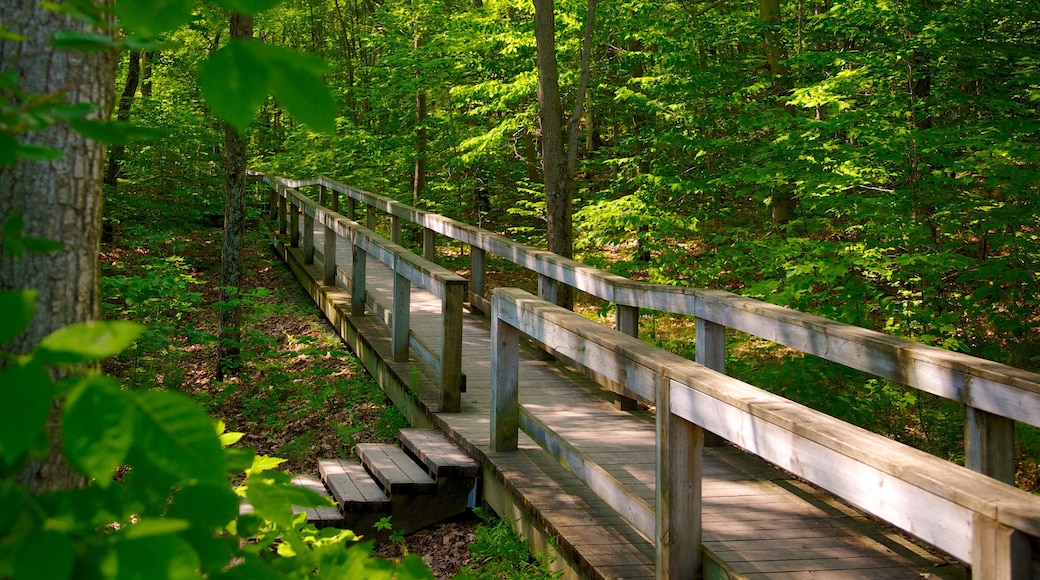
[490,287,1040,579]
[260,174,1040,487]
[258,174,467,412]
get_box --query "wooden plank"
[972,513,1033,580]
[392,265,410,362]
[318,458,390,512]
[357,443,436,494]
[517,405,656,539]
[397,428,478,478]
[440,283,464,412]
[291,474,343,527]
[491,300,520,452]
[965,406,1015,484]
[656,373,703,580]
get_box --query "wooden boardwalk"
[271,221,965,579]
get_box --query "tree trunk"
[533,0,573,309]
[0,1,116,493]
[140,51,153,97]
[760,0,797,227]
[104,49,141,188]
[413,34,427,205]
[216,13,253,381]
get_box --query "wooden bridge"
[254,172,1040,579]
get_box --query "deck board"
[277,221,966,579]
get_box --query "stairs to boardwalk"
[290,429,478,541]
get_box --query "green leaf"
[0,132,17,167]
[13,530,74,580]
[198,41,271,133]
[168,483,240,529]
[223,447,256,473]
[35,320,145,364]
[20,237,64,254]
[0,362,53,462]
[115,0,194,39]
[51,31,119,51]
[103,535,200,580]
[244,472,331,528]
[210,0,286,14]
[63,376,135,486]
[131,390,226,484]
[68,119,167,145]
[259,44,335,134]
[16,143,64,162]
[0,289,36,345]
[120,518,191,539]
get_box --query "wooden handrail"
[490,287,1040,579]
[259,174,468,412]
[271,173,1040,484]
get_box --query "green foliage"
[459,509,559,580]
[0,280,435,580]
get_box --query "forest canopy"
[107,0,1040,366]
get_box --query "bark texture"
[216,13,254,381]
[532,0,573,309]
[0,1,116,492]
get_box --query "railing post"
[972,514,1032,579]
[470,245,486,314]
[423,227,436,263]
[319,184,327,207]
[322,218,336,286]
[613,304,640,411]
[537,274,557,305]
[350,231,367,316]
[331,188,340,214]
[268,186,278,221]
[289,197,300,248]
[392,253,411,363]
[391,215,402,245]
[302,208,314,265]
[491,292,519,451]
[696,317,728,447]
[439,280,465,413]
[277,187,287,235]
[347,196,356,221]
[366,204,376,230]
[966,407,1016,484]
[656,374,703,580]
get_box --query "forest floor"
[98,202,547,578]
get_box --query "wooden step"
[318,458,390,513]
[356,443,437,495]
[398,428,478,479]
[291,474,345,529]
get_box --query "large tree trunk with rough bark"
[533,0,573,309]
[0,1,116,493]
[216,13,254,381]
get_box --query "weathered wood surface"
[278,175,1040,454]
[269,213,967,579]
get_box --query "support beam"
[440,281,465,412]
[423,227,436,263]
[656,376,703,580]
[972,514,1032,580]
[470,245,486,314]
[966,407,1016,484]
[696,317,727,447]
[491,294,520,451]
[351,234,367,316]
[323,222,336,286]
[392,258,411,362]
[289,198,300,248]
[303,210,314,264]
